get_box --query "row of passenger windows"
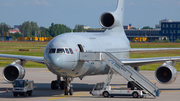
[49,48,74,54]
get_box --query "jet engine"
[3,63,25,82]
[100,12,121,29]
[155,65,177,84]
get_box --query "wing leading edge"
[0,54,44,64]
[120,56,180,67]
[127,48,180,67]
[130,48,180,52]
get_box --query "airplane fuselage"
[44,31,130,78]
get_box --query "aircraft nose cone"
[48,54,64,69]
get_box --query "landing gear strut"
[64,77,73,95]
[51,75,65,90]
[134,67,139,72]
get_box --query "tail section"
[115,0,124,25]
[99,0,124,32]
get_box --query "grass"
[130,43,180,48]
[0,41,47,68]
[0,41,180,71]
[130,43,180,71]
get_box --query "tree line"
[0,21,87,40]
[0,23,10,35]
[0,21,155,40]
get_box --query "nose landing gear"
[51,75,74,95]
[64,77,73,95]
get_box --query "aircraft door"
[78,44,84,52]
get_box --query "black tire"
[69,88,73,95]
[28,92,32,96]
[23,92,27,97]
[28,91,32,96]
[140,95,144,98]
[19,94,23,96]
[103,91,109,98]
[51,81,58,90]
[132,92,139,98]
[28,93,32,96]
[60,81,65,90]
[13,93,18,97]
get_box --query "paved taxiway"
[0,68,180,101]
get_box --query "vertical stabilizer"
[115,0,124,25]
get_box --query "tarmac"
[0,68,180,101]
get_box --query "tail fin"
[100,0,125,32]
[115,0,124,25]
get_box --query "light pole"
[1,23,4,41]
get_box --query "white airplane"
[0,0,180,95]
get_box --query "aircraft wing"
[126,48,180,67]
[130,48,180,52]
[120,56,180,67]
[0,54,44,64]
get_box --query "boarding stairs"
[79,52,159,97]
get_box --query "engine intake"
[100,12,120,29]
[3,64,25,82]
[155,65,177,84]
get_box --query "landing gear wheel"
[51,81,58,90]
[132,92,139,98]
[103,91,109,97]
[69,88,73,95]
[60,81,65,90]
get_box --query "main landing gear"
[51,75,73,95]
[51,75,65,90]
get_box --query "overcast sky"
[0,0,180,29]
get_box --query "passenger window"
[49,48,56,54]
[65,48,70,54]
[69,48,74,54]
[57,48,65,54]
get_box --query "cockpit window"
[65,48,70,54]
[49,48,73,54]
[69,48,74,54]
[57,48,65,54]
[49,48,56,54]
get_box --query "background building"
[124,24,133,30]
[161,21,180,42]
[125,29,160,42]
[88,19,180,42]
[155,19,172,29]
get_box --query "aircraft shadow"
[0,83,95,98]
[0,82,180,98]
